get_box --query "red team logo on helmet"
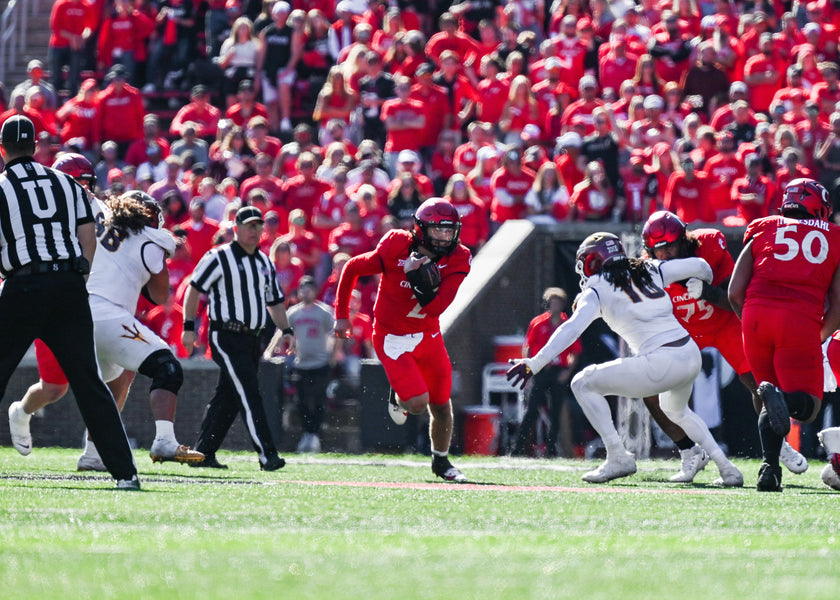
[52,152,97,191]
[575,232,626,285]
[642,211,687,253]
[413,198,462,257]
[780,178,832,221]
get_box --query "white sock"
[432,449,448,458]
[154,420,176,443]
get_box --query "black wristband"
[182,320,196,332]
[282,327,294,336]
[700,281,724,304]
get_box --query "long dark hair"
[601,257,656,291]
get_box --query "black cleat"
[189,454,229,469]
[432,456,467,482]
[758,382,791,437]
[756,462,783,492]
[261,455,286,471]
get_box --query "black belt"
[211,320,263,337]
[7,260,77,278]
[662,335,691,348]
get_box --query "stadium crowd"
[6,0,840,459]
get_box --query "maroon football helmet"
[123,190,165,229]
[413,198,461,256]
[52,152,96,192]
[780,178,832,221]
[642,211,687,254]
[575,232,626,286]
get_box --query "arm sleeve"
[659,257,713,286]
[528,288,600,374]
[334,250,383,320]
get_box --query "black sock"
[758,409,783,466]
[675,436,694,451]
[784,391,817,421]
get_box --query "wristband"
[182,320,196,332]
[282,327,294,336]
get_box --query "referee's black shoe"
[261,455,286,471]
[189,454,229,469]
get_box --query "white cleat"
[387,388,407,425]
[582,451,637,483]
[669,445,710,483]
[712,462,744,487]
[779,441,808,474]
[8,401,32,456]
[77,454,107,472]
[820,457,840,491]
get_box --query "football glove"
[406,254,441,306]
[685,277,704,299]
[506,359,533,390]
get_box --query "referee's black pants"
[195,329,279,465]
[0,272,137,480]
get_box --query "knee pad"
[784,391,820,423]
[138,349,183,394]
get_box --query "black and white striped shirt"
[0,157,92,278]
[189,241,284,331]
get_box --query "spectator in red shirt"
[328,202,375,257]
[744,33,786,115]
[490,147,536,228]
[145,293,190,359]
[239,152,284,211]
[381,75,426,175]
[270,239,306,303]
[560,75,604,136]
[701,131,746,220]
[466,145,500,209]
[225,79,269,128]
[511,287,581,457]
[569,160,616,221]
[283,152,332,219]
[409,62,450,158]
[93,64,145,155]
[48,0,97,96]
[169,85,221,140]
[258,210,282,255]
[812,61,840,118]
[97,0,156,82]
[599,36,640,97]
[554,132,585,195]
[426,12,479,68]
[125,113,172,167]
[725,153,775,226]
[246,115,283,160]
[55,77,98,152]
[774,147,814,210]
[444,173,488,254]
[179,199,220,266]
[278,208,322,274]
[474,56,510,128]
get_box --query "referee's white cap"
[1,115,35,145]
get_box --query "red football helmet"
[413,198,461,256]
[52,152,96,192]
[575,232,626,285]
[642,210,687,254]
[123,190,164,229]
[780,178,832,221]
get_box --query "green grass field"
[1,449,838,600]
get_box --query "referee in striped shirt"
[0,116,139,489]
[182,206,293,471]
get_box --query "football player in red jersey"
[643,211,808,482]
[334,198,472,482]
[730,179,840,491]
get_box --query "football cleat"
[8,401,33,456]
[758,382,791,437]
[432,456,467,482]
[115,475,141,491]
[189,454,228,469]
[779,441,808,474]
[150,439,205,464]
[582,451,636,483]
[818,426,840,455]
[820,455,840,491]
[669,445,710,483]
[388,388,408,425]
[712,461,744,487]
[756,462,783,492]
[77,454,107,472]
